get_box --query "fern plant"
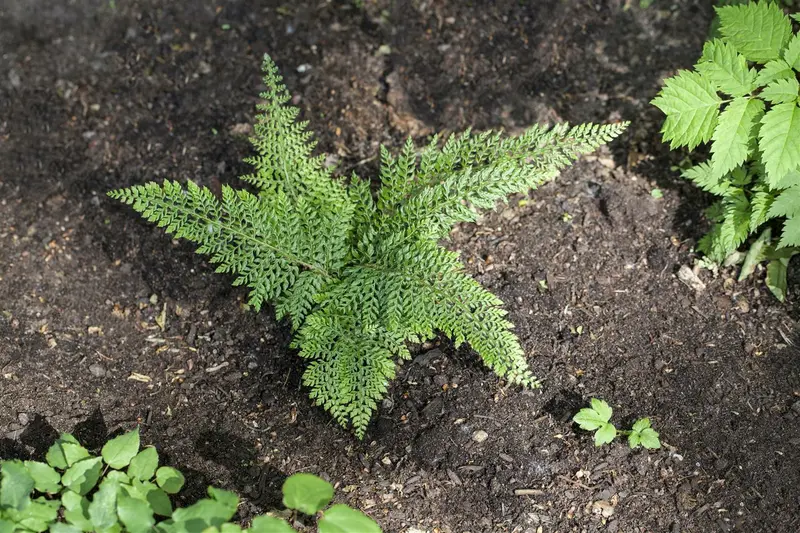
[110,55,627,437]
[652,0,800,300]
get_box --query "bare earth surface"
[1,1,799,532]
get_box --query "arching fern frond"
[111,54,627,438]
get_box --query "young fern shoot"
[110,55,628,438]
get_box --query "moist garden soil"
[1,0,799,531]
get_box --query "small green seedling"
[0,428,382,532]
[572,398,661,449]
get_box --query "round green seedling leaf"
[220,524,243,533]
[155,467,185,494]
[117,494,155,533]
[101,428,140,469]
[248,516,295,533]
[4,497,59,532]
[0,461,35,510]
[133,481,173,516]
[50,524,83,533]
[62,493,92,531]
[88,479,120,531]
[23,461,61,494]
[318,504,381,533]
[127,447,159,481]
[282,473,334,515]
[61,457,103,495]
[207,487,239,514]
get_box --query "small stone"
[88,363,106,377]
[247,361,259,370]
[472,430,489,443]
[198,61,212,75]
[677,265,706,292]
[8,69,21,88]
[17,413,29,426]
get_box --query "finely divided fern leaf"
[716,1,792,63]
[651,70,722,150]
[111,55,627,438]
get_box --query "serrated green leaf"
[318,504,382,533]
[282,473,334,515]
[594,423,617,446]
[101,428,140,469]
[777,170,800,189]
[750,190,774,232]
[117,494,155,533]
[248,516,295,533]
[61,457,103,496]
[767,185,800,219]
[0,461,35,510]
[720,188,751,253]
[755,59,795,87]
[759,102,800,187]
[127,447,158,481]
[631,418,652,433]
[717,2,792,63]
[793,14,800,24]
[777,216,800,248]
[639,428,661,449]
[696,39,757,96]
[627,431,642,449]
[23,462,60,494]
[784,33,800,71]
[652,70,722,150]
[740,227,772,281]
[682,161,731,195]
[711,98,765,178]
[761,78,800,104]
[155,467,185,494]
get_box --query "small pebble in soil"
[17,413,29,426]
[472,430,488,443]
[88,363,106,377]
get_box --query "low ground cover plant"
[652,0,800,300]
[110,55,627,437]
[573,399,661,449]
[0,428,380,533]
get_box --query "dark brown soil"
[2,1,799,532]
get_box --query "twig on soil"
[556,474,596,491]
[514,488,545,496]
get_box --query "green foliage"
[109,54,627,438]
[652,0,800,301]
[572,399,661,450]
[0,429,381,533]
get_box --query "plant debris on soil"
[1,1,798,532]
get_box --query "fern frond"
[111,54,627,438]
[381,122,628,241]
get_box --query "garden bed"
[1,0,798,531]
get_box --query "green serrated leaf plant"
[572,398,662,450]
[109,54,628,438]
[0,429,382,533]
[652,0,800,301]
